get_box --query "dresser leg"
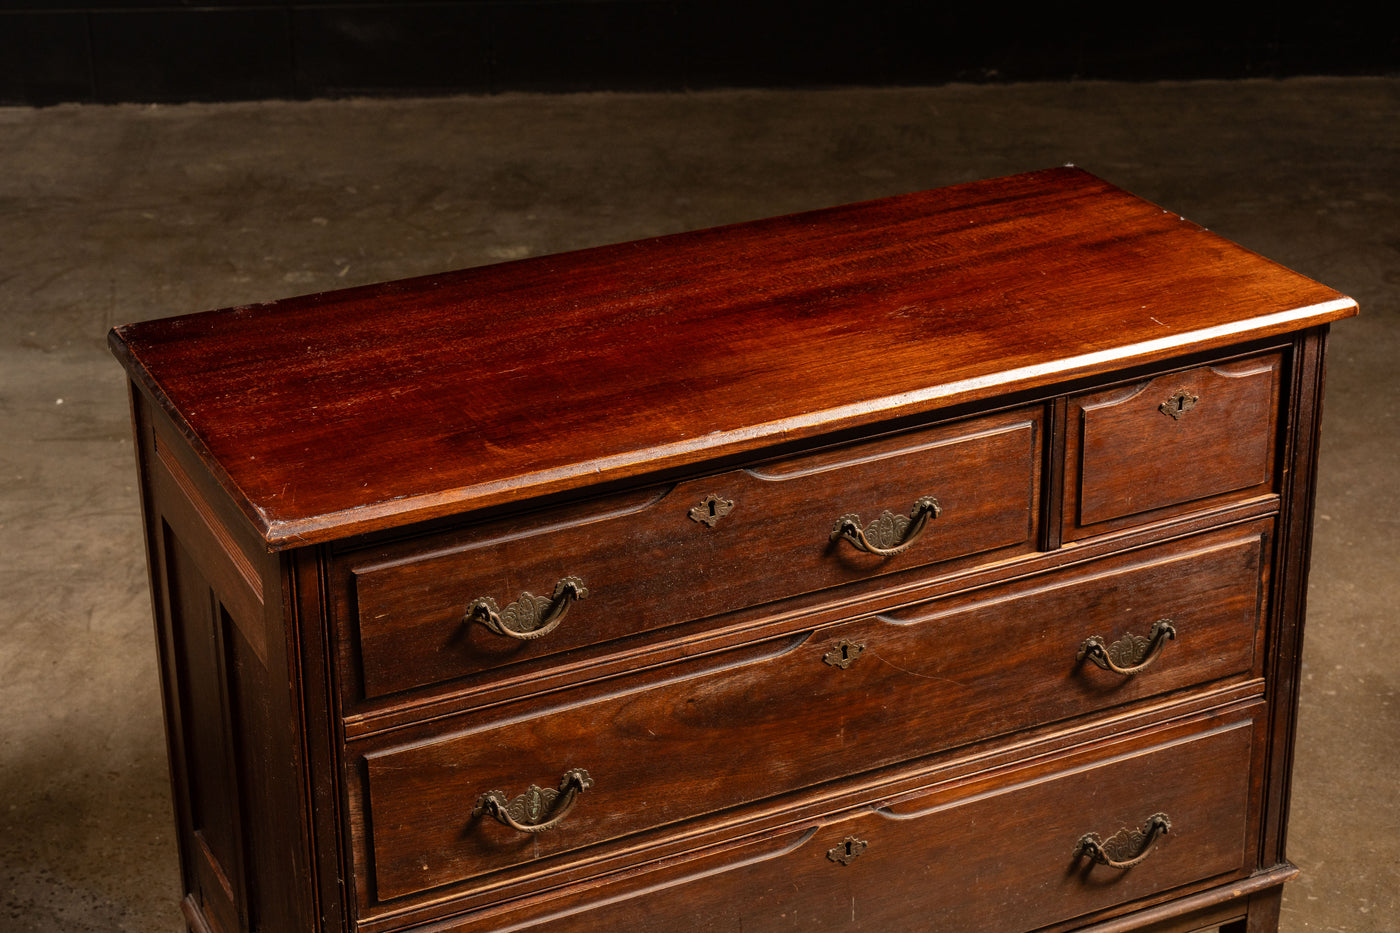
[1245,886,1284,933]
[1219,885,1283,933]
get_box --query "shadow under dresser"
[110,167,1357,933]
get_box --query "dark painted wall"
[2,2,1395,106]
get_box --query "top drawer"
[338,408,1041,702]
[1063,351,1283,540]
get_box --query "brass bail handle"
[830,495,942,557]
[464,576,589,641]
[1078,619,1177,675]
[473,768,594,834]
[1074,812,1172,870]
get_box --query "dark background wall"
[2,2,1397,106]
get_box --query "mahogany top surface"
[109,167,1356,548]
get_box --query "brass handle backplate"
[830,495,941,557]
[1074,812,1172,870]
[473,768,594,834]
[465,576,588,641]
[1078,619,1177,675]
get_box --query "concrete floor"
[1,78,1396,932]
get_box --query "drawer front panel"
[345,408,1040,701]
[360,524,1263,901]
[410,711,1258,933]
[1066,352,1282,538]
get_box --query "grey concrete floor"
[1,78,1396,932]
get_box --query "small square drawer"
[352,522,1264,904]
[336,407,1042,703]
[1063,351,1283,540]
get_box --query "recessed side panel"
[160,524,248,933]
[132,389,317,933]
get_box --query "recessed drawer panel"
[358,523,1264,902]
[341,408,1041,702]
[428,711,1257,933]
[1065,352,1283,539]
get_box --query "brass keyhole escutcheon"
[688,493,734,528]
[827,835,868,865]
[1159,388,1199,420]
[823,639,865,669]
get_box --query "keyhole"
[689,494,734,527]
[823,639,864,669]
[1160,389,1199,420]
[827,835,867,864]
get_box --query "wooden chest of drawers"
[110,168,1356,933]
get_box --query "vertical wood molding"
[1258,326,1330,866]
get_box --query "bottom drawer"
[427,708,1257,933]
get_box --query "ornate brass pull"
[1074,812,1172,870]
[1077,619,1177,675]
[465,576,588,641]
[473,768,594,834]
[830,495,942,557]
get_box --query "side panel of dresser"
[126,387,318,933]
[1258,327,1331,870]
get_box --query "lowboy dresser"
[111,168,1356,933]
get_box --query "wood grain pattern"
[358,522,1266,902]
[1067,352,1282,537]
[108,167,1355,547]
[1257,330,1330,867]
[129,390,316,933]
[344,407,1039,701]
[112,172,1351,933]
[374,710,1258,932]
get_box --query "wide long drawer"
[391,706,1260,933]
[356,522,1266,903]
[339,407,1041,702]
